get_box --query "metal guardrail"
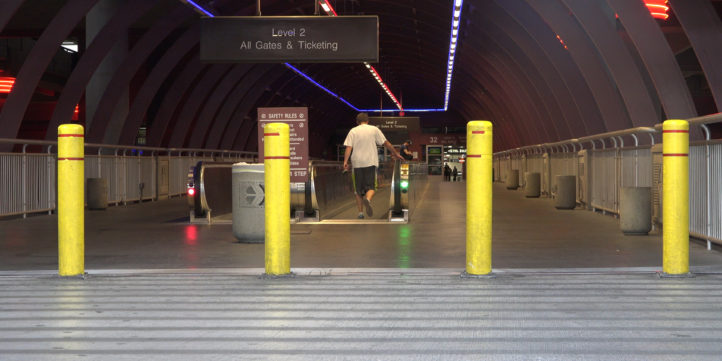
[493,113,722,248]
[0,138,256,218]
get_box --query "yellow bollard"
[662,120,690,276]
[263,123,291,276]
[465,121,493,276]
[58,124,85,276]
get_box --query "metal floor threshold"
[3,266,722,277]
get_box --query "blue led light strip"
[187,0,453,113]
[444,0,463,111]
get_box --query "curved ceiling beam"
[187,64,252,148]
[48,0,155,141]
[0,0,100,150]
[486,0,589,137]
[454,60,537,146]
[87,4,195,144]
[475,10,573,140]
[147,59,207,147]
[167,64,233,148]
[118,26,201,145]
[0,0,24,34]
[497,0,607,135]
[669,0,722,110]
[561,0,660,127]
[463,35,559,142]
[204,64,274,149]
[606,0,697,120]
[523,0,633,131]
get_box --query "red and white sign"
[257,107,309,183]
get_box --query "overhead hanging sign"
[257,107,309,184]
[201,16,379,63]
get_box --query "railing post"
[464,120,493,277]
[662,119,691,277]
[22,144,27,218]
[263,123,291,276]
[57,124,85,277]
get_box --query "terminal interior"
[1,0,722,359]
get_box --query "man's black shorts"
[352,166,377,196]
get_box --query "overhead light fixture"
[61,41,78,53]
[645,0,670,20]
[0,77,15,94]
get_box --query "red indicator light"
[187,188,195,196]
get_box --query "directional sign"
[201,16,378,63]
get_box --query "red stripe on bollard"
[662,130,689,133]
[264,133,280,136]
[57,157,84,161]
[264,156,290,160]
[662,153,688,157]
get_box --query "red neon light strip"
[319,1,403,111]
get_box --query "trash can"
[87,178,107,210]
[620,187,652,235]
[555,175,576,209]
[232,163,265,243]
[506,169,519,190]
[525,172,541,198]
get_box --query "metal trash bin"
[232,163,265,243]
[555,175,576,209]
[620,187,652,235]
[87,178,107,210]
[506,169,520,190]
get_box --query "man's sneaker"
[363,197,373,217]
[357,213,365,219]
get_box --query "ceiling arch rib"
[475,14,573,140]
[606,0,697,120]
[463,36,559,143]
[167,64,233,148]
[118,26,202,145]
[204,64,274,149]
[524,0,633,132]
[87,4,195,144]
[147,59,207,147]
[186,64,253,148]
[498,0,607,135]
[484,0,588,137]
[561,0,660,127]
[669,0,722,111]
[0,0,100,151]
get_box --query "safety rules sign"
[257,107,309,184]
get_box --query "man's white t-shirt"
[343,124,386,168]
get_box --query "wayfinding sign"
[201,16,378,63]
[257,107,309,183]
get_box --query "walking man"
[343,113,404,219]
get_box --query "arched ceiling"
[0,0,720,154]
